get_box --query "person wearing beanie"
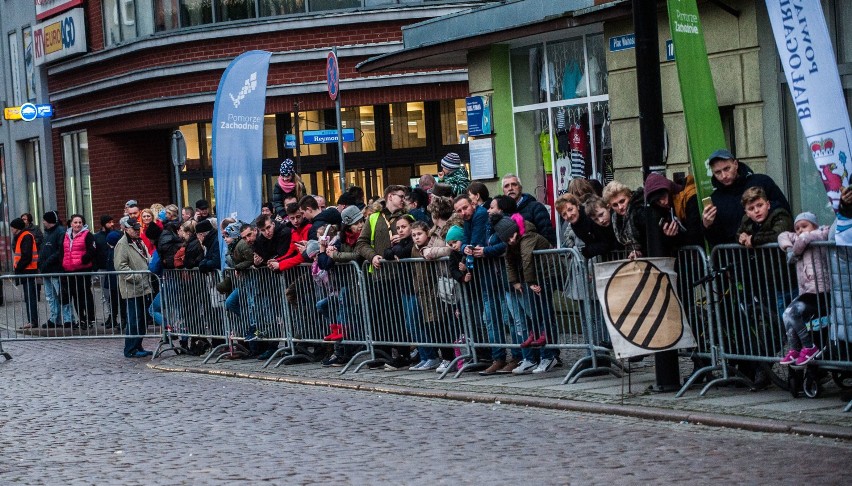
[38,211,73,328]
[11,217,39,329]
[195,217,220,272]
[439,152,470,197]
[494,213,556,375]
[113,215,153,358]
[272,158,306,218]
[777,211,831,367]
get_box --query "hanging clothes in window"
[561,61,581,100]
[601,115,614,184]
[569,122,588,179]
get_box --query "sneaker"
[512,359,537,374]
[384,361,407,371]
[497,360,520,374]
[532,357,556,374]
[137,350,153,357]
[436,360,452,373]
[479,360,506,376]
[779,349,799,366]
[322,354,348,367]
[794,346,821,366]
[409,360,428,371]
[420,358,442,370]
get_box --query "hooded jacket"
[39,223,67,274]
[704,162,790,246]
[307,207,342,241]
[516,193,556,245]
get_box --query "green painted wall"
[490,44,516,183]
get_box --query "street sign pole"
[328,47,346,193]
[171,130,187,207]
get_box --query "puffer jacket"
[63,227,96,272]
[441,166,470,196]
[505,225,553,285]
[777,226,830,295]
[113,234,152,299]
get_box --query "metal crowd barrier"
[358,257,476,377]
[155,269,227,360]
[0,270,162,359]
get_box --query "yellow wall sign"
[4,107,22,120]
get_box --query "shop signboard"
[35,0,83,20]
[465,96,492,137]
[4,104,53,121]
[469,137,496,180]
[33,8,87,67]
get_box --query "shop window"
[341,106,376,152]
[439,99,468,145]
[390,102,426,149]
[308,0,360,12]
[263,115,278,159]
[217,0,256,21]
[180,0,214,27]
[204,123,213,169]
[103,0,155,46]
[61,133,93,227]
[178,123,202,171]
[510,45,541,108]
[296,111,328,156]
[836,0,852,63]
[260,0,307,16]
[155,0,181,31]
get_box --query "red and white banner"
[35,0,83,21]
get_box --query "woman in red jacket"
[62,214,97,329]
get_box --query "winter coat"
[271,177,306,217]
[516,193,556,245]
[62,227,96,272]
[504,227,552,286]
[441,166,470,196]
[232,239,256,271]
[330,232,361,264]
[355,207,408,262]
[611,189,646,257]
[197,231,221,272]
[253,222,293,262]
[411,239,438,323]
[25,223,44,250]
[157,227,184,269]
[94,229,113,271]
[704,162,791,247]
[113,234,152,299]
[307,207,342,241]
[736,208,794,247]
[568,210,613,259]
[777,226,830,295]
[39,224,66,274]
[383,236,414,261]
[462,205,489,253]
[421,224,452,260]
[183,238,204,269]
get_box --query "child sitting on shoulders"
[777,212,831,367]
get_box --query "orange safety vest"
[13,230,39,270]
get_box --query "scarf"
[278,176,296,194]
[344,230,359,247]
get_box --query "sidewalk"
[150,348,852,440]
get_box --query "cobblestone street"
[1,339,851,484]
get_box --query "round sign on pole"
[19,103,37,122]
[326,50,339,101]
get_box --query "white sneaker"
[512,359,537,374]
[420,358,442,370]
[408,360,427,371]
[532,358,556,374]
[436,360,451,373]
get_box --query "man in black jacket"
[94,215,121,327]
[299,195,342,241]
[38,211,74,328]
[502,173,556,245]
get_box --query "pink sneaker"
[794,346,821,367]
[779,349,799,366]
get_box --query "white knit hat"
[440,152,462,170]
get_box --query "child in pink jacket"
[777,212,831,367]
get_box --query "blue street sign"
[666,39,675,61]
[303,129,355,145]
[284,133,296,149]
[36,104,54,118]
[20,103,37,121]
[609,34,635,52]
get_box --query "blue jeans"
[481,283,509,361]
[43,276,73,324]
[316,286,349,325]
[123,296,146,356]
[148,293,163,326]
[504,289,529,361]
[402,292,435,360]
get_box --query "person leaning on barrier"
[492,214,557,375]
[602,181,646,260]
[252,214,304,273]
[300,195,341,241]
[39,211,74,329]
[643,172,703,254]
[114,217,153,358]
[501,173,557,245]
[195,219,220,272]
[702,149,790,247]
[556,194,612,259]
[11,218,39,330]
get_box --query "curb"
[148,362,852,441]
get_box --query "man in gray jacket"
[113,217,153,358]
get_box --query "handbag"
[437,276,460,304]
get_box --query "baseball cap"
[708,149,735,164]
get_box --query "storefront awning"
[357,0,630,73]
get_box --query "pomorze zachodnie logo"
[230,72,258,108]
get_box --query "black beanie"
[492,216,519,244]
[100,214,114,227]
[10,218,26,230]
[43,211,59,225]
[195,219,214,234]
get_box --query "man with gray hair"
[501,173,556,244]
